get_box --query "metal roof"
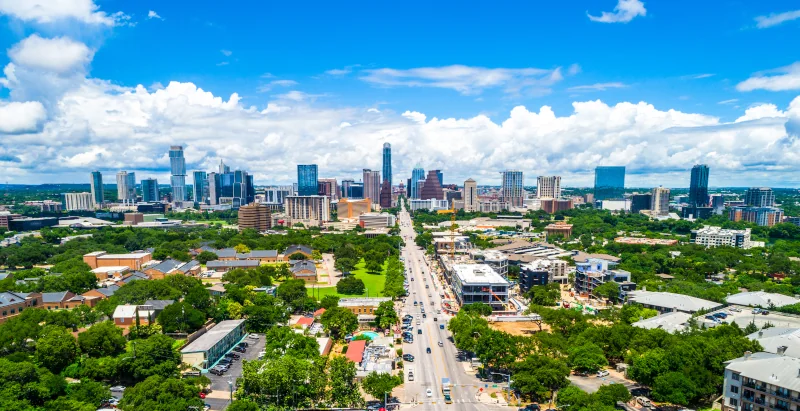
[726,291,800,308]
[181,320,245,353]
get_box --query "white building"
[691,226,753,249]
[520,258,569,284]
[536,176,561,199]
[409,198,449,212]
[63,192,95,211]
[469,250,509,277]
[450,264,510,311]
[650,186,670,216]
[747,328,800,358]
[284,195,330,226]
[463,178,479,212]
[726,291,800,308]
[626,290,723,314]
[600,199,630,212]
[358,213,396,229]
[631,311,692,334]
[722,351,800,411]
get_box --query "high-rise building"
[169,146,187,202]
[651,187,670,216]
[264,186,293,205]
[436,171,443,187]
[379,180,392,208]
[382,143,392,188]
[297,165,319,196]
[729,206,784,227]
[318,178,338,201]
[207,172,219,205]
[284,195,330,226]
[233,170,250,208]
[193,171,207,204]
[689,164,710,207]
[710,194,725,214]
[340,179,354,199]
[501,170,524,207]
[348,182,364,199]
[246,174,255,204]
[594,166,625,201]
[62,192,94,211]
[89,171,103,208]
[630,193,652,214]
[744,187,775,207]
[218,159,230,174]
[463,178,478,212]
[141,178,159,202]
[536,176,561,199]
[410,165,425,199]
[363,169,381,204]
[238,203,271,232]
[419,170,444,200]
[116,171,136,203]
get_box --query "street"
[397,206,508,411]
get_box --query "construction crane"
[436,203,458,257]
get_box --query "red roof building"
[296,316,314,328]
[313,308,326,318]
[345,339,367,364]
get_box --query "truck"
[441,377,452,403]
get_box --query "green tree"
[65,380,111,407]
[277,279,312,313]
[593,383,631,406]
[77,321,126,358]
[184,286,213,312]
[157,302,207,334]
[365,259,383,274]
[373,300,399,329]
[460,303,493,316]
[227,399,260,411]
[651,371,697,406]
[36,325,79,373]
[320,307,359,339]
[118,375,203,411]
[288,252,308,260]
[244,298,288,333]
[526,283,561,306]
[744,321,758,335]
[262,327,320,360]
[320,295,340,309]
[328,356,364,407]
[361,372,402,403]
[568,342,608,373]
[511,354,570,402]
[121,334,180,381]
[337,276,366,295]
[593,281,621,303]
[335,257,357,274]
[234,244,251,253]
[195,251,218,264]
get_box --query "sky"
[0,0,799,188]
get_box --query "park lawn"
[312,259,387,300]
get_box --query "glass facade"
[192,171,207,204]
[297,164,318,196]
[141,178,159,202]
[382,143,392,187]
[410,166,425,199]
[90,171,104,206]
[594,166,625,201]
[689,164,709,207]
[169,146,187,202]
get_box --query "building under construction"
[449,263,511,312]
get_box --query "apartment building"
[575,258,635,301]
[284,195,330,226]
[691,226,753,249]
[723,351,800,411]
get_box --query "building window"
[730,385,739,394]
[10,309,15,314]
[728,398,737,406]
[2,311,6,316]
[731,373,740,381]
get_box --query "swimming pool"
[357,331,380,340]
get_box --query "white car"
[426,388,433,397]
[110,385,126,392]
[438,340,443,347]
[248,333,260,340]
[597,370,609,377]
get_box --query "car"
[440,324,445,329]
[247,333,260,340]
[209,367,225,376]
[714,312,728,319]
[218,358,232,365]
[224,353,240,360]
[729,307,741,312]
[422,313,427,318]
[233,346,246,353]
[597,370,609,377]
[403,354,415,362]
[418,329,422,335]
[430,301,434,306]
[413,301,418,306]
[752,308,762,314]
[438,340,443,347]
[705,315,719,322]
[216,363,230,371]
[404,314,413,320]
[426,388,433,397]
[426,284,429,289]
[762,310,770,315]
[238,342,249,348]
[407,372,414,381]
[637,397,653,407]
[433,317,437,322]
[411,278,414,281]
[105,398,120,406]
[426,347,431,353]
[518,405,541,411]
[110,385,126,392]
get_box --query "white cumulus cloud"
[755,9,800,29]
[737,62,800,92]
[588,0,647,23]
[567,82,628,92]
[8,34,93,73]
[0,0,127,26]
[0,101,47,133]
[148,10,163,20]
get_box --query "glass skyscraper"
[382,142,392,187]
[689,164,709,207]
[297,164,318,196]
[594,166,625,201]
[169,146,187,202]
[410,165,425,199]
[501,170,524,207]
[141,178,159,202]
[90,171,104,207]
[192,171,207,204]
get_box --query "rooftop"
[181,320,246,353]
[452,264,509,286]
[0,291,31,308]
[725,352,800,391]
[748,328,800,358]
[692,225,751,236]
[632,312,692,334]
[339,297,391,307]
[726,291,800,308]
[345,339,367,363]
[206,260,260,268]
[627,290,723,313]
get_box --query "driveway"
[204,333,266,410]
[568,369,643,394]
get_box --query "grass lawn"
[312,259,386,301]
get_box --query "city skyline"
[1,1,800,187]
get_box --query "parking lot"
[205,333,266,411]
[568,369,644,394]
[701,305,800,330]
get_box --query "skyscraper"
[744,187,775,207]
[218,159,230,174]
[436,171,443,187]
[233,170,249,208]
[382,143,392,188]
[340,179,354,199]
[207,172,219,205]
[594,166,625,201]
[318,178,338,201]
[141,178,159,202]
[688,164,710,207]
[536,176,561,199]
[363,169,381,204]
[463,178,478,212]
[630,193,652,214]
[90,171,103,208]
[419,170,444,200]
[169,146,187,202]
[651,186,670,216]
[410,165,425,199]
[501,170,524,207]
[379,180,392,208]
[297,164,319,196]
[116,171,135,203]
[193,171,207,204]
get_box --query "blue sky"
[1,0,800,187]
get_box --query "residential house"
[144,300,175,318]
[345,339,367,364]
[113,304,156,326]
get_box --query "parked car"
[597,370,609,377]
[233,346,246,353]
[110,385,126,392]
[729,307,741,312]
[218,358,232,366]
[438,340,443,347]
[518,405,541,411]
[426,347,431,353]
[440,324,445,329]
[753,308,762,314]
[209,367,225,376]
[418,329,422,335]
[762,310,770,315]
[713,312,728,319]
[637,397,653,407]
[238,342,249,348]
[403,354,415,362]
[224,353,240,360]
[247,333,260,340]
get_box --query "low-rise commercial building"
[626,290,723,314]
[747,328,800,358]
[42,291,84,310]
[691,226,754,249]
[83,251,152,271]
[9,217,58,231]
[409,198,450,212]
[0,291,41,323]
[181,319,246,370]
[205,260,260,273]
[469,250,508,278]
[540,198,573,214]
[614,237,678,246]
[290,260,317,282]
[519,258,569,292]
[144,259,201,280]
[214,248,282,263]
[338,297,392,315]
[575,258,635,300]
[450,264,510,311]
[358,213,396,229]
[631,311,692,334]
[544,222,573,238]
[726,291,800,308]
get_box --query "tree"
[157,302,206,334]
[78,321,127,358]
[337,276,365,295]
[568,342,608,373]
[593,281,621,303]
[118,375,204,411]
[373,300,399,329]
[651,371,697,406]
[593,383,632,406]
[320,295,340,309]
[239,355,325,408]
[244,299,288,333]
[365,259,383,274]
[277,279,311,313]
[196,251,218,264]
[234,244,251,253]
[184,286,213,312]
[461,303,493,316]
[320,307,358,339]
[288,252,308,260]
[334,257,357,274]
[361,372,402,402]
[120,334,180,381]
[311,250,323,260]
[511,354,570,401]
[66,380,111,407]
[36,325,78,373]
[328,356,364,407]
[527,283,561,306]
[262,326,320,360]
[227,400,260,411]
[744,321,758,335]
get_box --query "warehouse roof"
[726,291,800,308]
[627,290,722,313]
[181,320,245,353]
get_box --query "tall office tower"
[436,170,443,187]
[410,165,425,199]
[169,146,187,202]
[297,164,319,196]
[141,178,159,202]
[419,170,444,200]
[348,182,364,199]
[744,187,775,207]
[127,173,136,200]
[284,195,331,226]
[379,180,392,208]
[710,194,725,214]
[246,174,255,204]
[340,179,354,199]
[318,178,339,201]
[536,176,562,199]
[218,159,230,174]
[501,170,524,207]
[630,193,652,214]
[363,169,381,203]
[192,171,207,204]
[238,203,271,232]
[688,164,710,207]
[463,178,478,212]
[382,142,392,188]
[651,186,670,216]
[233,170,249,208]
[89,171,104,208]
[116,171,134,203]
[594,166,626,201]
[207,172,220,205]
